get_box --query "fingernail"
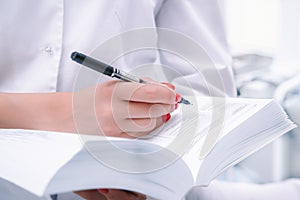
[98,189,109,194]
[175,103,179,109]
[176,93,181,103]
[162,113,171,122]
[161,82,175,90]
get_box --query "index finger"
[115,82,176,104]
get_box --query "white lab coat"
[2,1,299,200]
[0,0,236,96]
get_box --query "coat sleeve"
[155,0,236,97]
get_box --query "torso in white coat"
[0,0,236,96]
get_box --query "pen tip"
[179,97,192,105]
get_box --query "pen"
[70,51,191,105]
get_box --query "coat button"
[42,45,54,55]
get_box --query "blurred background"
[220,0,300,183]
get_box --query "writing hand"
[73,79,178,138]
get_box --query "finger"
[118,114,171,137]
[118,118,157,134]
[100,189,147,200]
[161,82,175,90]
[141,77,175,91]
[115,101,175,119]
[74,190,107,200]
[114,82,176,104]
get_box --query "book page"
[0,129,82,196]
[193,98,295,185]
[142,97,278,181]
[181,99,265,179]
[140,97,270,155]
[0,129,193,199]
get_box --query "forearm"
[0,92,75,132]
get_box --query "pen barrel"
[112,69,146,83]
[71,52,114,76]
[82,57,114,76]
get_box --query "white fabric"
[0,0,236,96]
[185,179,300,200]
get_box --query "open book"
[0,97,296,200]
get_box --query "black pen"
[71,51,191,105]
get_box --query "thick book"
[0,97,296,200]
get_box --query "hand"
[74,189,146,200]
[73,80,177,138]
